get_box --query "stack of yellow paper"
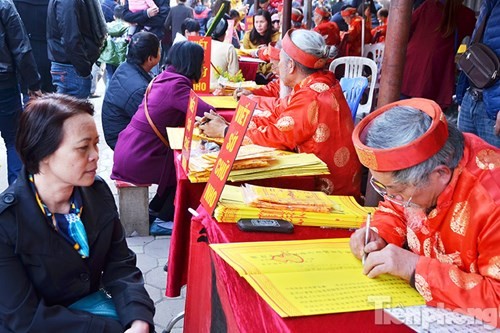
[187,146,330,183]
[214,185,374,228]
[210,239,425,317]
[241,184,338,213]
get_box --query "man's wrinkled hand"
[363,244,419,282]
[349,226,387,260]
[198,111,228,138]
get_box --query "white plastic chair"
[363,43,385,89]
[329,56,378,116]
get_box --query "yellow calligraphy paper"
[199,95,238,109]
[210,238,425,317]
[166,127,185,150]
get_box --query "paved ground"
[0,80,185,333]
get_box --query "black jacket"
[0,170,155,332]
[0,0,40,91]
[102,61,153,150]
[13,0,54,92]
[47,0,103,77]
[120,0,170,40]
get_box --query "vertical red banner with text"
[188,36,211,94]
[200,96,257,215]
[181,90,199,174]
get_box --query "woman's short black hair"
[250,9,274,46]
[166,41,204,82]
[229,9,240,20]
[127,31,160,65]
[180,18,201,35]
[16,94,95,174]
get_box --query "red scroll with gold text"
[181,90,199,174]
[200,96,257,215]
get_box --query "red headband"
[352,98,449,171]
[315,7,330,18]
[291,11,304,22]
[269,45,280,60]
[341,8,357,17]
[282,29,326,69]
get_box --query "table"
[166,152,316,297]
[238,59,259,81]
[184,206,413,332]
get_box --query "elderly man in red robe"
[199,29,361,198]
[313,6,340,47]
[350,98,500,327]
[340,7,370,56]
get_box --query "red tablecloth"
[184,206,414,333]
[166,152,316,297]
[239,60,259,81]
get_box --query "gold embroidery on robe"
[376,206,399,216]
[317,177,334,194]
[485,256,500,279]
[415,274,433,301]
[433,233,463,266]
[276,116,295,131]
[407,228,421,253]
[475,149,500,170]
[312,123,330,143]
[334,146,350,167]
[423,238,432,257]
[310,82,330,93]
[449,266,482,290]
[450,202,470,236]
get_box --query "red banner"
[200,96,257,215]
[188,36,211,93]
[181,90,199,174]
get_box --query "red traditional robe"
[342,16,371,56]
[371,24,387,43]
[314,21,341,46]
[370,134,500,326]
[252,79,280,98]
[245,71,362,198]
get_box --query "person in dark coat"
[47,0,107,98]
[13,0,54,94]
[112,41,213,226]
[164,0,194,44]
[0,94,155,332]
[0,0,41,185]
[102,32,161,150]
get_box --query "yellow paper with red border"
[188,36,211,93]
[200,95,257,215]
[181,90,199,174]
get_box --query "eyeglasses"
[369,177,418,208]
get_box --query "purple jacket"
[111,67,212,194]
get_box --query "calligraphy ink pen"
[362,212,371,266]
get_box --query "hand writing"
[349,226,387,260]
[198,111,228,138]
[233,88,251,100]
[362,244,419,282]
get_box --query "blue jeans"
[458,91,500,148]
[51,62,92,99]
[0,86,23,185]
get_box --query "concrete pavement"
[0,80,185,333]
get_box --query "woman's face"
[313,13,322,26]
[41,113,99,187]
[254,15,268,35]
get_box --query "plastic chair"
[329,56,378,116]
[363,43,385,89]
[339,77,369,121]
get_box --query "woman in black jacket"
[0,94,155,332]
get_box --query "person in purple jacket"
[112,41,213,232]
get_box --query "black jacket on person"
[120,0,170,40]
[0,0,40,91]
[102,61,153,150]
[0,170,155,332]
[164,3,194,41]
[47,0,103,77]
[13,0,54,93]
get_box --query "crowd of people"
[0,0,499,331]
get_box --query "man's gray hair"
[365,106,464,185]
[282,29,335,74]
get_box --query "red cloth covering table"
[184,206,414,332]
[238,59,259,81]
[166,151,317,297]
